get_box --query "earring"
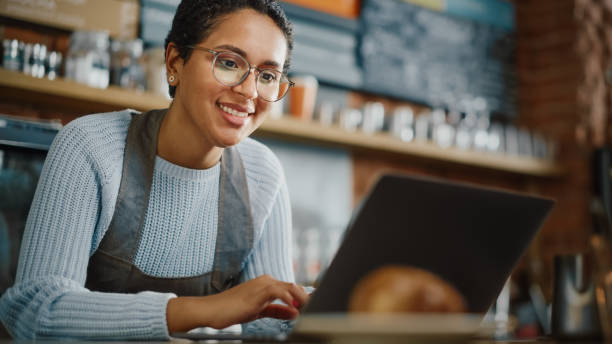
[169,75,175,83]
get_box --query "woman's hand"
[207,274,309,329]
[166,275,310,333]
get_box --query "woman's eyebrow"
[214,44,247,56]
[213,44,281,68]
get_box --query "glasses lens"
[257,70,291,102]
[210,50,291,102]
[213,52,248,86]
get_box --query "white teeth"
[219,104,248,118]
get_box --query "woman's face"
[171,8,288,148]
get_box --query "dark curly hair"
[164,0,294,98]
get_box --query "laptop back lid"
[304,173,554,313]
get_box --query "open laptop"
[173,173,554,342]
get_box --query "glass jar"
[65,31,110,89]
[2,39,21,71]
[90,32,110,89]
[46,51,62,80]
[31,43,47,78]
[110,39,145,90]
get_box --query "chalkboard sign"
[281,2,363,88]
[360,0,516,117]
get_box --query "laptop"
[173,173,554,342]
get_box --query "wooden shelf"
[0,68,563,177]
[256,117,563,177]
[0,68,170,111]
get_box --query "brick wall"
[515,0,596,294]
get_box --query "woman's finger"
[263,284,296,309]
[260,304,299,319]
[286,283,309,308]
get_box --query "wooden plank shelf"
[0,68,170,112]
[0,68,563,177]
[256,117,563,177]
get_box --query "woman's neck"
[157,104,223,170]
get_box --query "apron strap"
[96,109,166,262]
[211,146,255,291]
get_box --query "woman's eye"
[260,71,278,83]
[218,58,239,70]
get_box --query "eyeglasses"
[186,46,294,102]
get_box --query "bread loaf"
[348,265,467,313]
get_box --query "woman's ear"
[165,42,183,86]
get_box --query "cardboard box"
[0,0,139,39]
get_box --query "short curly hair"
[164,0,294,98]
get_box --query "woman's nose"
[232,69,259,100]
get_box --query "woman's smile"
[217,101,254,126]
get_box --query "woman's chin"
[215,134,246,148]
[216,124,259,147]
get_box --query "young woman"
[0,0,309,340]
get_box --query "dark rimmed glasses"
[186,46,294,102]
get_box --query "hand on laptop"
[166,274,309,333]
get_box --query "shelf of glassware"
[0,68,171,111]
[261,116,562,176]
[0,68,562,176]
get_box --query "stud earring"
[169,75,175,83]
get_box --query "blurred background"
[0,0,609,340]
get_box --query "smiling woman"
[161,7,292,165]
[0,0,309,341]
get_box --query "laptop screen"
[304,174,554,314]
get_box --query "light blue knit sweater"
[0,110,295,340]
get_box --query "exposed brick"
[519,84,578,104]
[515,0,574,16]
[511,0,597,291]
[517,67,580,85]
[517,50,580,69]
[517,29,577,51]
[517,12,576,35]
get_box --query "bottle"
[317,101,336,126]
[339,108,362,132]
[31,44,47,78]
[46,51,62,80]
[390,106,414,142]
[125,39,146,90]
[21,43,33,76]
[2,39,21,71]
[110,39,145,90]
[432,108,454,148]
[361,102,385,135]
[90,32,110,89]
[66,31,110,89]
[487,123,504,153]
[473,115,490,152]
[471,97,490,152]
[414,110,432,142]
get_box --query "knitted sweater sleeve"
[240,170,296,334]
[0,121,174,340]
